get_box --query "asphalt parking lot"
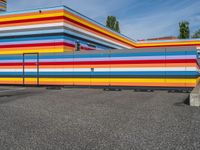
[0,86,199,150]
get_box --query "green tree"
[192,29,200,38]
[115,21,120,33]
[178,21,190,39]
[106,16,121,33]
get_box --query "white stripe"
[0,23,64,32]
[0,69,23,72]
[0,39,65,45]
[0,67,196,72]
[100,67,197,72]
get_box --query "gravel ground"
[0,87,199,150]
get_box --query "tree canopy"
[192,29,200,38]
[106,16,120,33]
[178,21,190,39]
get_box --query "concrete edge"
[190,83,200,107]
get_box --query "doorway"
[23,53,39,86]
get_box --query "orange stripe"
[0,81,22,84]
[0,80,196,87]
[37,82,196,87]
[0,9,63,20]
[39,82,73,86]
[109,82,187,87]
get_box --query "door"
[23,53,39,86]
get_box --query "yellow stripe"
[0,12,64,22]
[0,48,66,54]
[136,41,200,47]
[19,78,197,83]
[0,78,198,87]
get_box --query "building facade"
[0,5,199,89]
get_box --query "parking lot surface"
[0,87,199,150]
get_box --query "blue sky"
[7,0,200,40]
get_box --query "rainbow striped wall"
[0,6,132,55]
[0,0,6,12]
[0,47,199,89]
[0,5,200,89]
[0,6,200,55]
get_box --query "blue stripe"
[0,55,22,60]
[0,71,198,76]
[0,36,64,42]
[111,51,196,57]
[0,52,197,60]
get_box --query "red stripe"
[0,16,63,25]
[0,42,92,50]
[0,59,196,66]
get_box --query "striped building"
[0,0,6,12]
[0,5,199,89]
[0,47,199,89]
